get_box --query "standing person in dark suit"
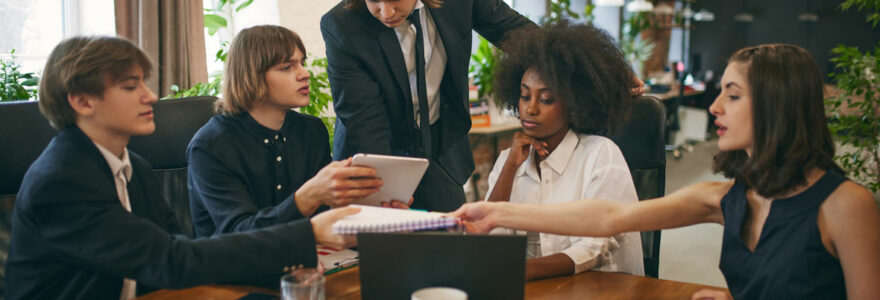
[320,0,535,211]
[5,36,359,300]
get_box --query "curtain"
[115,0,208,97]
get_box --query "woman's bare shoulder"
[672,180,735,203]
[823,181,877,218]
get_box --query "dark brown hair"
[712,44,842,198]
[345,0,443,9]
[493,20,634,136]
[38,36,152,129]
[217,25,306,115]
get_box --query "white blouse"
[487,130,645,275]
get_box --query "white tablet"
[350,153,430,206]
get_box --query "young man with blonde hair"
[5,36,358,300]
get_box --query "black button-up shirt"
[187,111,331,237]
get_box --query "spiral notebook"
[332,205,458,234]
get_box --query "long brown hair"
[712,44,842,198]
[216,25,305,115]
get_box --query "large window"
[0,0,115,75]
[203,0,279,78]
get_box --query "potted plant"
[825,0,880,199]
[621,11,655,79]
[164,0,336,148]
[1,49,39,102]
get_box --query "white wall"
[277,1,337,60]
[204,0,280,76]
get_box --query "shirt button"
[275,135,279,140]
[276,156,282,162]
[276,184,282,190]
[264,139,269,144]
[283,137,287,142]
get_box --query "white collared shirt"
[93,142,137,299]
[487,130,645,275]
[394,1,446,126]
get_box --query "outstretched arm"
[454,181,730,236]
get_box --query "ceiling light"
[626,0,654,12]
[734,12,754,22]
[595,0,624,6]
[798,12,819,22]
[693,9,715,21]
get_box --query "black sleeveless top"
[719,171,847,300]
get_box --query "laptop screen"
[357,232,526,300]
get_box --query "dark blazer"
[5,127,318,300]
[321,0,533,211]
[188,111,331,237]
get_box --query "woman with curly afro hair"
[484,20,644,281]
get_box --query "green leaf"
[235,0,254,12]
[21,76,38,86]
[204,14,227,36]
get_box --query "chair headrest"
[610,96,666,170]
[0,101,57,195]
[129,96,217,170]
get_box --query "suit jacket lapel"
[428,5,464,102]
[378,30,413,111]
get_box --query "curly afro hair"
[493,20,635,136]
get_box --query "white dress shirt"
[487,130,645,275]
[93,142,137,300]
[394,1,446,126]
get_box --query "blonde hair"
[38,36,152,129]
[216,25,306,115]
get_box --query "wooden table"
[138,267,728,300]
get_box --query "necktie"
[115,166,131,212]
[115,164,136,300]
[408,9,432,159]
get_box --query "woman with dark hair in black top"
[453,44,880,299]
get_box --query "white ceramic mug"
[411,287,467,300]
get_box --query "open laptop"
[357,232,526,300]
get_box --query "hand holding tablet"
[294,158,383,214]
[349,153,429,206]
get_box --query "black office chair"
[0,100,58,295]
[129,96,217,238]
[610,95,666,278]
